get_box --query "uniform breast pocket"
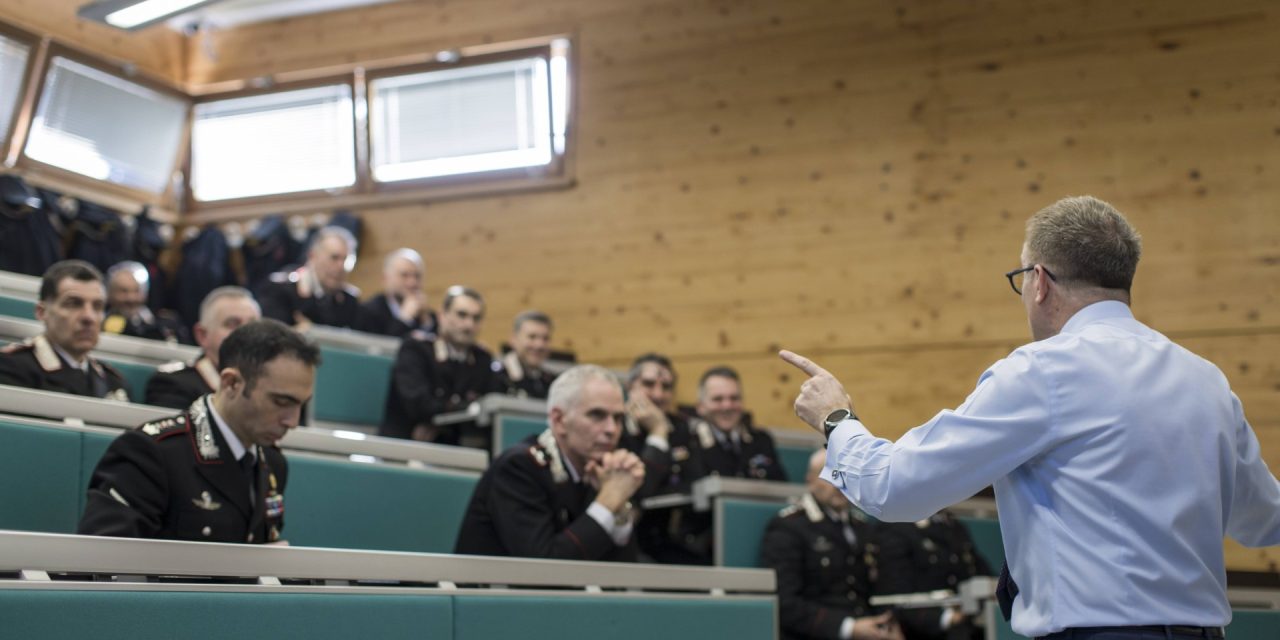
[173,504,246,542]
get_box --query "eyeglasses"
[1004,265,1056,295]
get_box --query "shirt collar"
[1059,300,1134,335]
[50,342,88,371]
[385,295,402,318]
[206,397,249,462]
[560,449,582,484]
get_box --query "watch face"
[825,409,851,426]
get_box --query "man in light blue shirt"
[781,196,1280,640]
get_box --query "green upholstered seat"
[0,591,453,640]
[718,497,790,568]
[0,419,83,534]
[494,414,547,454]
[0,294,36,320]
[453,595,776,640]
[284,453,479,553]
[958,515,1005,569]
[311,346,393,426]
[775,443,816,484]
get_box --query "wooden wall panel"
[180,1,1279,451]
[0,0,1275,572]
[0,0,185,83]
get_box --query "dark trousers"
[1037,627,1224,640]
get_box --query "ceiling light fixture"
[78,0,228,31]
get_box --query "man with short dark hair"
[692,366,787,481]
[495,310,556,399]
[0,259,129,401]
[354,248,437,338]
[79,319,319,544]
[101,260,188,344]
[145,286,262,409]
[380,285,502,445]
[784,196,1280,638]
[455,364,645,561]
[257,226,361,329]
[761,451,901,640]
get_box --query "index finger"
[779,349,828,377]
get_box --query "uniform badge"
[103,315,127,334]
[812,536,833,553]
[265,493,284,518]
[192,491,222,511]
[672,446,690,462]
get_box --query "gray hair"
[309,225,358,255]
[547,364,622,415]
[1025,196,1142,293]
[198,286,259,328]
[106,260,149,297]
[513,309,552,333]
[383,247,423,272]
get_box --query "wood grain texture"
[4,0,1277,569]
[0,0,185,83]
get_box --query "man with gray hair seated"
[454,364,646,561]
[145,286,262,409]
[102,260,189,344]
[354,247,438,338]
[256,225,361,330]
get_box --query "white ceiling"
[165,0,402,31]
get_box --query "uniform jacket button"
[201,526,211,537]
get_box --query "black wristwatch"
[823,408,856,440]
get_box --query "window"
[23,56,187,194]
[191,83,356,202]
[0,32,31,146]
[369,40,570,184]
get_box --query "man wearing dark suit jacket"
[354,248,437,338]
[145,286,261,409]
[875,512,992,640]
[691,366,787,481]
[0,260,129,401]
[256,226,361,329]
[380,285,502,446]
[454,364,645,561]
[78,320,319,544]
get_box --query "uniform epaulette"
[0,341,30,355]
[342,283,362,298]
[268,271,291,283]
[139,414,189,438]
[156,360,189,374]
[777,503,803,518]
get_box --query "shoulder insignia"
[0,342,27,354]
[103,315,127,334]
[535,428,569,484]
[692,419,716,450]
[777,503,802,518]
[140,416,187,437]
[195,358,221,391]
[32,335,61,372]
[156,360,188,374]
[188,399,220,460]
[528,446,548,467]
[268,271,290,283]
[501,351,524,381]
[799,493,826,523]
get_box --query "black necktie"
[996,561,1019,621]
[239,452,257,503]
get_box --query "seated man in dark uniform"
[494,310,557,399]
[690,366,787,481]
[0,260,129,401]
[380,285,502,445]
[454,364,645,561]
[256,226,361,329]
[875,512,992,640]
[101,260,189,344]
[762,451,903,640]
[354,248,437,338]
[145,286,261,409]
[78,320,319,544]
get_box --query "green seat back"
[312,346,393,426]
[0,419,83,533]
[1227,610,1280,640]
[79,430,118,517]
[775,443,816,485]
[958,516,1005,569]
[718,497,788,568]
[284,453,478,553]
[99,358,155,403]
[0,590,452,640]
[0,294,36,320]
[454,595,775,640]
[496,414,548,454]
